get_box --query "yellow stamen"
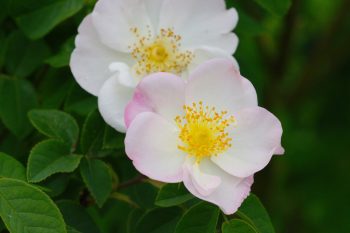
[129,27,194,76]
[175,102,236,163]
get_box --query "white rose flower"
[70,0,239,132]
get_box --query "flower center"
[175,102,236,163]
[129,27,194,76]
[150,44,168,62]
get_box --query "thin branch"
[117,175,146,190]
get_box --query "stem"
[117,175,145,190]
[222,213,229,223]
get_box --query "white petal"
[70,15,131,96]
[98,76,134,133]
[186,58,257,113]
[144,0,164,29]
[189,46,239,72]
[109,62,138,87]
[125,73,185,127]
[160,0,238,52]
[125,112,186,182]
[211,107,283,177]
[183,158,253,214]
[185,33,238,55]
[92,0,153,52]
[160,0,226,32]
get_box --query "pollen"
[129,27,194,76]
[175,102,236,163]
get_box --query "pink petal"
[186,58,257,113]
[183,158,253,214]
[184,160,221,196]
[124,72,185,128]
[125,112,186,183]
[211,107,283,177]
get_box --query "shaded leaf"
[0,178,66,233]
[4,31,50,78]
[67,226,81,233]
[175,202,220,233]
[135,207,182,233]
[0,152,26,181]
[40,174,70,197]
[80,158,112,207]
[254,0,291,16]
[80,109,105,155]
[0,75,37,138]
[64,83,97,116]
[222,219,256,233]
[27,139,82,183]
[57,200,100,233]
[124,182,158,210]
[46,37,74,68]
[12,0,84,39]
[127,208,145,233]
[236,194,275,233]
[155,183,193,207]
[103,125,125,150]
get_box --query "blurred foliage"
[0,0,349,232]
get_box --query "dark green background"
[231,0,350,232]
[0,0,349,232]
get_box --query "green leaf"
[80,158,113,207]
[222,219,256,233]
[0,219,5,232]
[27,139,82,183]
[155,183,194,207]
[0,75,37,138]
[46,37,74,68]
[67,226,81,233]
[40,174,70,197]
[64,84,97,116]
[4,31,50,78]
[135,207,182,233]
[127,208,145,233]
[0,152,26,181]
[175,202,220,233]
[12,0,84,39]
[57,200,100,233]
[80,109,105,155]
[0,31,8,69]
[28,109,79,146]
[39,69,73,109]
[103,125,125,150]
[0,178,66,233]
[236,194,275,233]
[253,0,291,16]
[124,182,158,210]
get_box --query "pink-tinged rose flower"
[70,0,239,132]
[124,59,284,214]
